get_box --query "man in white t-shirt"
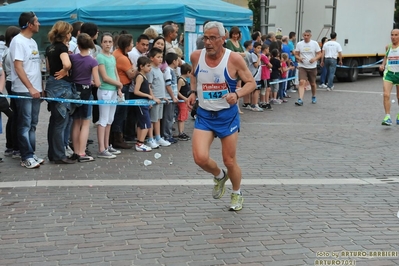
[294,29,321,106]
[9,11,43,169]
[320,32,343,91]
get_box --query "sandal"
[78,154,95,162]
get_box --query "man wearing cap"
[9,11,44,169]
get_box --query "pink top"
[260,54,271,80]
[281,61,288,78]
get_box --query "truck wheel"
[348,59,359,82]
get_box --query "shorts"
[261,79,270,89]
[298,67,317,84]
[150,103,163,122]
[270,79,279,93]
[383,70,399,85]
[177,102,189,122]
[194,105,240,138]
[73,84,93,119]
[134,106,151,129]
[255,81,261,90]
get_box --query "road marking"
[332,89,393,94]
[0,178,391,188]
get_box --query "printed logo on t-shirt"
[202,83,228,100]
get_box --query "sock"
[148,137,153,142]
[386,114,391,118]
[215,169,224,180]
[232,189,241,195]
[155,135,161,141]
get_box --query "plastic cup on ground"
[144,160,152,166]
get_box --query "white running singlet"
[194,49,238,111]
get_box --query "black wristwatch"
[190,90,198,96]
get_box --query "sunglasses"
[21,12,36,29]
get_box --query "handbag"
[0,93,10,113]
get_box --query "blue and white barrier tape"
[337,59,383,69]
[0,94,184,106]
[269,76,297,85]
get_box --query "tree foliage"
[248,0,260,31]
[396,0,399,26]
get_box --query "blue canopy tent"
[78,0,253,60]
[0,0,83,25]
[0,0,253,59]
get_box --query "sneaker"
[85,147,92,156]
[33,154,44,164]
[20,157,40,169]
[107,145,121,155]
[229,193,244,211]
[135,143,152,152]
[396,114,399,125]
[281,99,288,103]
[271,99,281,105]
[65,146,74,157]
[78,154,95,162]
[147,139,160,149]
[178,133,190,141]
[12,150,21,159]
[244,104,253,110]
[212,169,229,199]
[167,137,178,144]
[382,115,393,126]
[156,138,171,147]
[319,84,327,88]
[68,153,79,161]
[242,103,250,108]
[312,96,317,104]
[295,99,303,106]
[98,150,116,159]
[4,149,13,157]
[251,105,264,112]
[264,103,273,111]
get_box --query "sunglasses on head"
[21,12,36,29]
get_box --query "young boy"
[162,53,180,144]
[242,40,253,109]
[249,42,263,112]
[270,48,281,104]
[177,63,192,140]
[146,48,171,148]
[260,44,273,110]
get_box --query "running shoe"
[382,115,393,126]
[212,169,229,199]
[264,103,273,111]
[147,139,160,149]
[20,157,40,169]
[78,154,95,162]
[33,154,44,164]
[156,138,171,147]
[229,193,244,211]
[319,84,327,89]
[135,143,152,152]
[4,149,13,157]
[251,105,264,112]
[396,114,399,125]
[312,96,317,104]
[12,150,21,159]
[98,150,116,159]
[295,99,303,106]
[107,145,121,155]
[178,133,190,141]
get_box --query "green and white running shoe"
[212,170,229,199]
[229,193,244,211]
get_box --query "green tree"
[396,0,399,26]
[248,0,260,30]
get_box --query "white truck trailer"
[263,0,395,81]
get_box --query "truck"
[263,0,395,81]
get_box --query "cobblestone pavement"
[0,74,399,266]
